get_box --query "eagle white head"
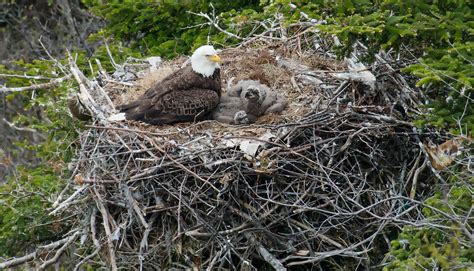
[191,45,221,77]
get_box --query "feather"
[108,113,126,121]
[116,45,222,125]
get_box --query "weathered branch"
[93,188,118,271]
[0,75,71,93]
[0,73,55,80]
[0,232,80,269]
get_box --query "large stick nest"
[50,39,449,270]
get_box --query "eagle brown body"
[117,66,221,124]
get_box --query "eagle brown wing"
[117,66,221,124]
[119,66,200,111]
[142,88,219,124]
[143,66,197,100]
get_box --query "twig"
[85,124,179,136]
[187,4,243,40]
[2,118,46,138]
[410,158,428,199]
[245,233,286,271]
[38,231,81,270]
[73,208,101,271]
[0,73,55,80]
[0,232,79,269]
[93,188,118,271]
[123,185,149,229]
[104,40,118,69]
[51,184,89,213]
[0,75,71,93]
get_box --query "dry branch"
[0,75,71,93]
[0,231,80,270]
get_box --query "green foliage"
[0,60,79,257]
[1,0,472,265]
[403,42,474,134]
[313,0,474,134]
[85,0,262,58]
[0,29,147,258]
[0,166,68,256]
[85,0,473,134]
[386,226,473,270]
[384,182,474,270]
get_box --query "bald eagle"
[113,45,222,124]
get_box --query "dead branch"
[37,231,81,270]
[0,73,55,80]
[94,188,118,271]
[0,232,80,269]
[187,4,243,40]
[0,75,71,93]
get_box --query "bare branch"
[0,232,80,269]
[0,75,71,93]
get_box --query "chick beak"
[208,54,222,63]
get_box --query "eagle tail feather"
[116,99,154,121]
[108,113,126,121]
[116,100,142,111]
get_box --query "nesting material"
[46,41,453,270]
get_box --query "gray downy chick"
[228,80,287,117]
[211,93,256,124]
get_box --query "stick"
[123,185,149,229]
[187,4,243,40]
[245,233,286,271]
[50,184,89,213]
[0,73,55,80]
[0,75,71,93]
[38,231,81,270]
[94,188,118,271]
[0,232,79,269]
[73,208,102,271]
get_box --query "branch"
[187,4,243,40]
[2,118,45,137]
[0,232,80,269]
[0,75,71,93]
[94,188,118,271]
[50,184,89,214]
[68,54,109,122]
[38,231,81,270]
[0,73,55,80]
[245,233,286,271]
[73,208,101,271]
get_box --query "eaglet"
[212,80,287,124]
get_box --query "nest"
[45,40,447,270]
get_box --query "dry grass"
[107,43,342,135]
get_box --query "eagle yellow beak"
[208,54,222,63]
